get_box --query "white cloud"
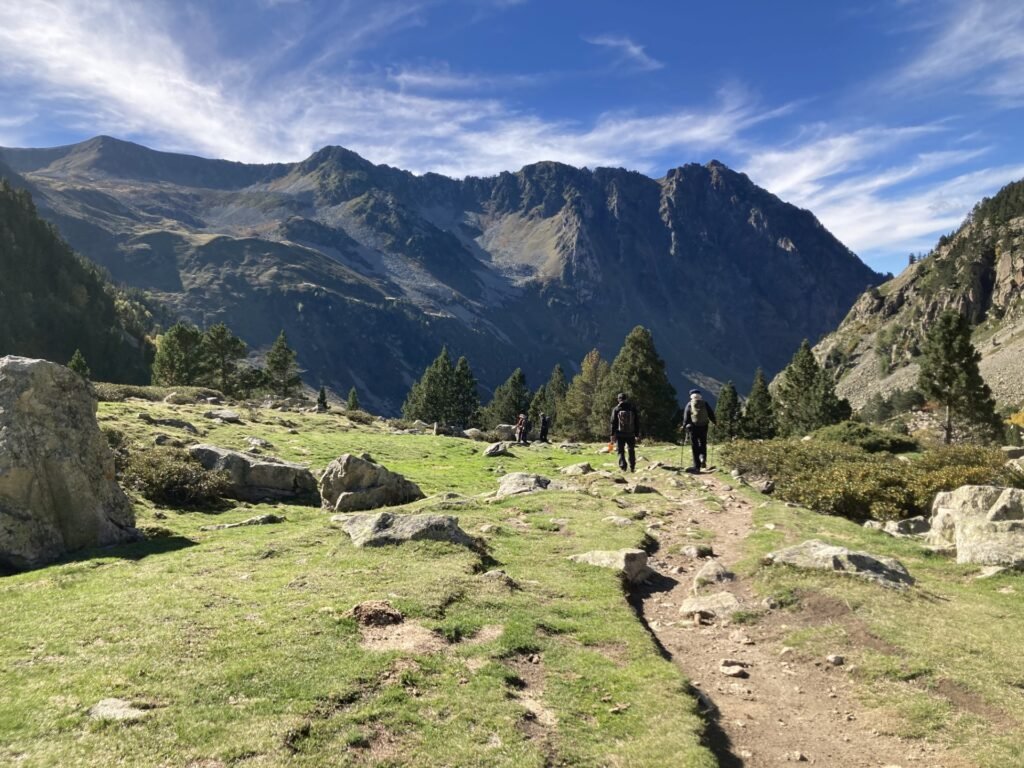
[894,0,1024,105]
[584,34,664,72]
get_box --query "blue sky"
[1,0,1023,274]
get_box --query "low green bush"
[123,447,231,508]
[811,420,918,453]
[720,440,1024,521]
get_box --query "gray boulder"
[763,539,914,588]
[567,549,653,583]
[331,511,475,548]
[463,428,487,441]
[484,442,513,457]
[496,472,550,499]
[560,462,593,476]
[494,424,516,441]
[678,592,741,620]
[692,560,735,591]
[0,357,137,571]
[188,444,319,504]
[935,486,1024,567]
[927,485,1004,548]
[320,454,424,512]
[203,409,242,423]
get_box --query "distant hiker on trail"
[682,388,716,472]
[538,413,550,443]
[514,413,528,444]
[610,392,640,472]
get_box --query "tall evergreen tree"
[605,326,679,440]
[743,368,776,439]
[918,310,1001,444]
[451,356,480,428]
[151,322,204,386]
[774,340,851,436]
[402,346,455,423]
[200,322,247,395]
[712,381,743,441]
[560,350,611,441]
[527,364,568,428]
[481,368,531,428]
[317,385,330,411]
[67,348,90,380]
[347,387,360,411]
[265,330,301,397]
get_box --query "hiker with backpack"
[682,388,716,472]
[514,413,528,444]
[610,393,640,472]
[538,413,550,443]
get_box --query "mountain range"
[0,136,881,413]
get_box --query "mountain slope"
[815,178,1024,408]
[0,136,880,412]
[0,179,154,382]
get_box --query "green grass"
[1,406,715,767]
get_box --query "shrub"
[101,426,129,473]
[123,447,231,508]
[811,421,918,453]
[719,439,1024,522]
[93,383,224,403]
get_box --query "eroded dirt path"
[632,469,971,768]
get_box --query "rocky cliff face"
[0,136,880,412]
[815,179,1024,408]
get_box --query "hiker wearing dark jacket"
[682,388,716,471]
[610,393,640,472]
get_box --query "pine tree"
[317,385,330,410]
[605,326,679,440]
[402,346,455,424]
[151,322,204,386]
[743,368,776,439]
[712,381,743,441]
[200,322,247,395]
[347,387,360,411]
[918,310,1001,444]
[527,364,569,429]
[450,356,480,428]
[481,368,531,428]
[560,350,611,441]
[67,348,90,380]
[265,330,301,397]
[774,341,851,436]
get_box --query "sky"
[1,0,1023,274]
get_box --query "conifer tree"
[560,350,611,441]
[481,368,531,428]
[604,326,679,440]
[317,385,330,410]
[527,364,568,428]
[712,381,743,441]
[918,310,1001,444]
[67,348,90,380]
[402,346,455,423]
[265,330,301,397]
[451,356,480,428]
[200,322,247,396]
[743,368,776,439]
[347,387,360,411]
[152,322,204,386]
[774,340,851,436]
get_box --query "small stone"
[719,664,748,678]
[779,647,795,657]
[786,751,808,762]
[826,654,845,666]
[762,596,779,610]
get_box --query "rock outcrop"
[188,445,319,504]
[763,539,914,588]
[928,485,1024,567]
[320,454,424,512]
[495,473,551,499]
[331,511,475,548]
[0,356,137,571]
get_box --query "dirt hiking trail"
[630,467,971,768]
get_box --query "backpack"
[690,398,709,426]
[616,407,635,435]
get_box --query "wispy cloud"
[893,0,1024,105]
[584,34,664,72]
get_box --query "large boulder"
[494,424,516,442]
[929,486,1024,567]
[763,539,914,588]
[320,454,424,512]
[331,511,475,548]
[927,486,1004,548]
[0,357,137,571]
[188,445,319,504]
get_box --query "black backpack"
[617,407,635,435]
